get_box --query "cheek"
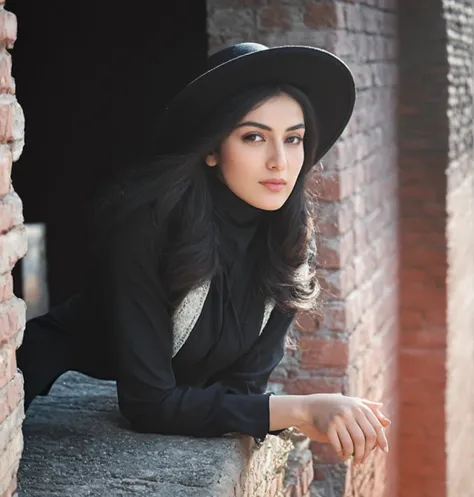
[219,142,256,180]
[288,149,305,180]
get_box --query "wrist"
[293,395,311,427]
[269,394,310,431]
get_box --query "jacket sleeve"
[209,310,294,395]
[208,310,295,440]
[97,204,277,439]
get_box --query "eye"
[243,133,264,143]
[286,135,304,145]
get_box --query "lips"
[259,179,287,185]
[260,179,286,192]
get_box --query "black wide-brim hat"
[157,42,356,163]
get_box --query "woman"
[17,42,390,467]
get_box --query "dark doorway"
[8,0,208,305]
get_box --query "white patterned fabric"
[171,281,276,357]
[260,299,275,335]
[171,281,211,357]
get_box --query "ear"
[205,152,218,167]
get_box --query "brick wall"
[398,1,474,496]
[397,2,449,494]
[444,1,474,496]
[304,4,398,496]
[0,2,26,497]
[207,2,399,496]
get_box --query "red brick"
[0,273,12,303]
[299,338,348,370]
[0,373,23,425]
[312,441,341,464]
[283,377,343,396]
[400,231,446,246]
[309,172,340,201]
[0,102,14,144]
[319,302,345,331]
[316,269,343,300]
[258,6,292,30]
[0,191,23,233]
[0,344,15,390]
[294,310,320,334]
[399,309,425,330]
[0,226,27,274]
[316,200,357,237]
[316,238,340,269]
[0,146,12,197]
[0,298,26,345]
[400,183,440,201]
[0,53,13,95]
[303,3,341,29]
[316,230,354,270]
[1,472,17,497]
[6,374,22,419]
[401,285,446,311]
[399,406,445,441]
[301,462,313,494]
[399,378,445,406]
[0,10,16,48]
[399,350,445,381]
[0,430,22,496]
[400,328,446,349]
[343,3,364,32]
[399,267,428,285]
[344,289,364,331]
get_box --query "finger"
[334,416,354,461]
[344,417,366,465]
[361,405,389,453]
[363,401,391,427]
[379,415,391,428]
[327,422,343,458]
[362,399,383,406]
[354,409,377,463]
[375,409,392,428]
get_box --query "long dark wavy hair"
[91,83,320,313]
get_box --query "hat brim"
[159,46,355,163]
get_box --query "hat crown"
[159,42,355,164]
[205,43,269,72]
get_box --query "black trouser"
[17,314,114,410]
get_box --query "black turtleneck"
[209,169,263,255]
[18,175,296,439]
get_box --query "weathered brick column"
[398,1,474,496]
[0,2,26,497]
[208,2,399,496]
[444,3,474,495]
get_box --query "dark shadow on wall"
[8,0,208,305]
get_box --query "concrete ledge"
[18,373,294,497]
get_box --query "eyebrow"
[235,121,305,132]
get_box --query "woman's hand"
[296,393,391,466]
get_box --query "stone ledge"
[18,372,294,497]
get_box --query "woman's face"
[207,92,305,211]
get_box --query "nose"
[266,141,287,171]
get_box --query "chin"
[254,197,287,211]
